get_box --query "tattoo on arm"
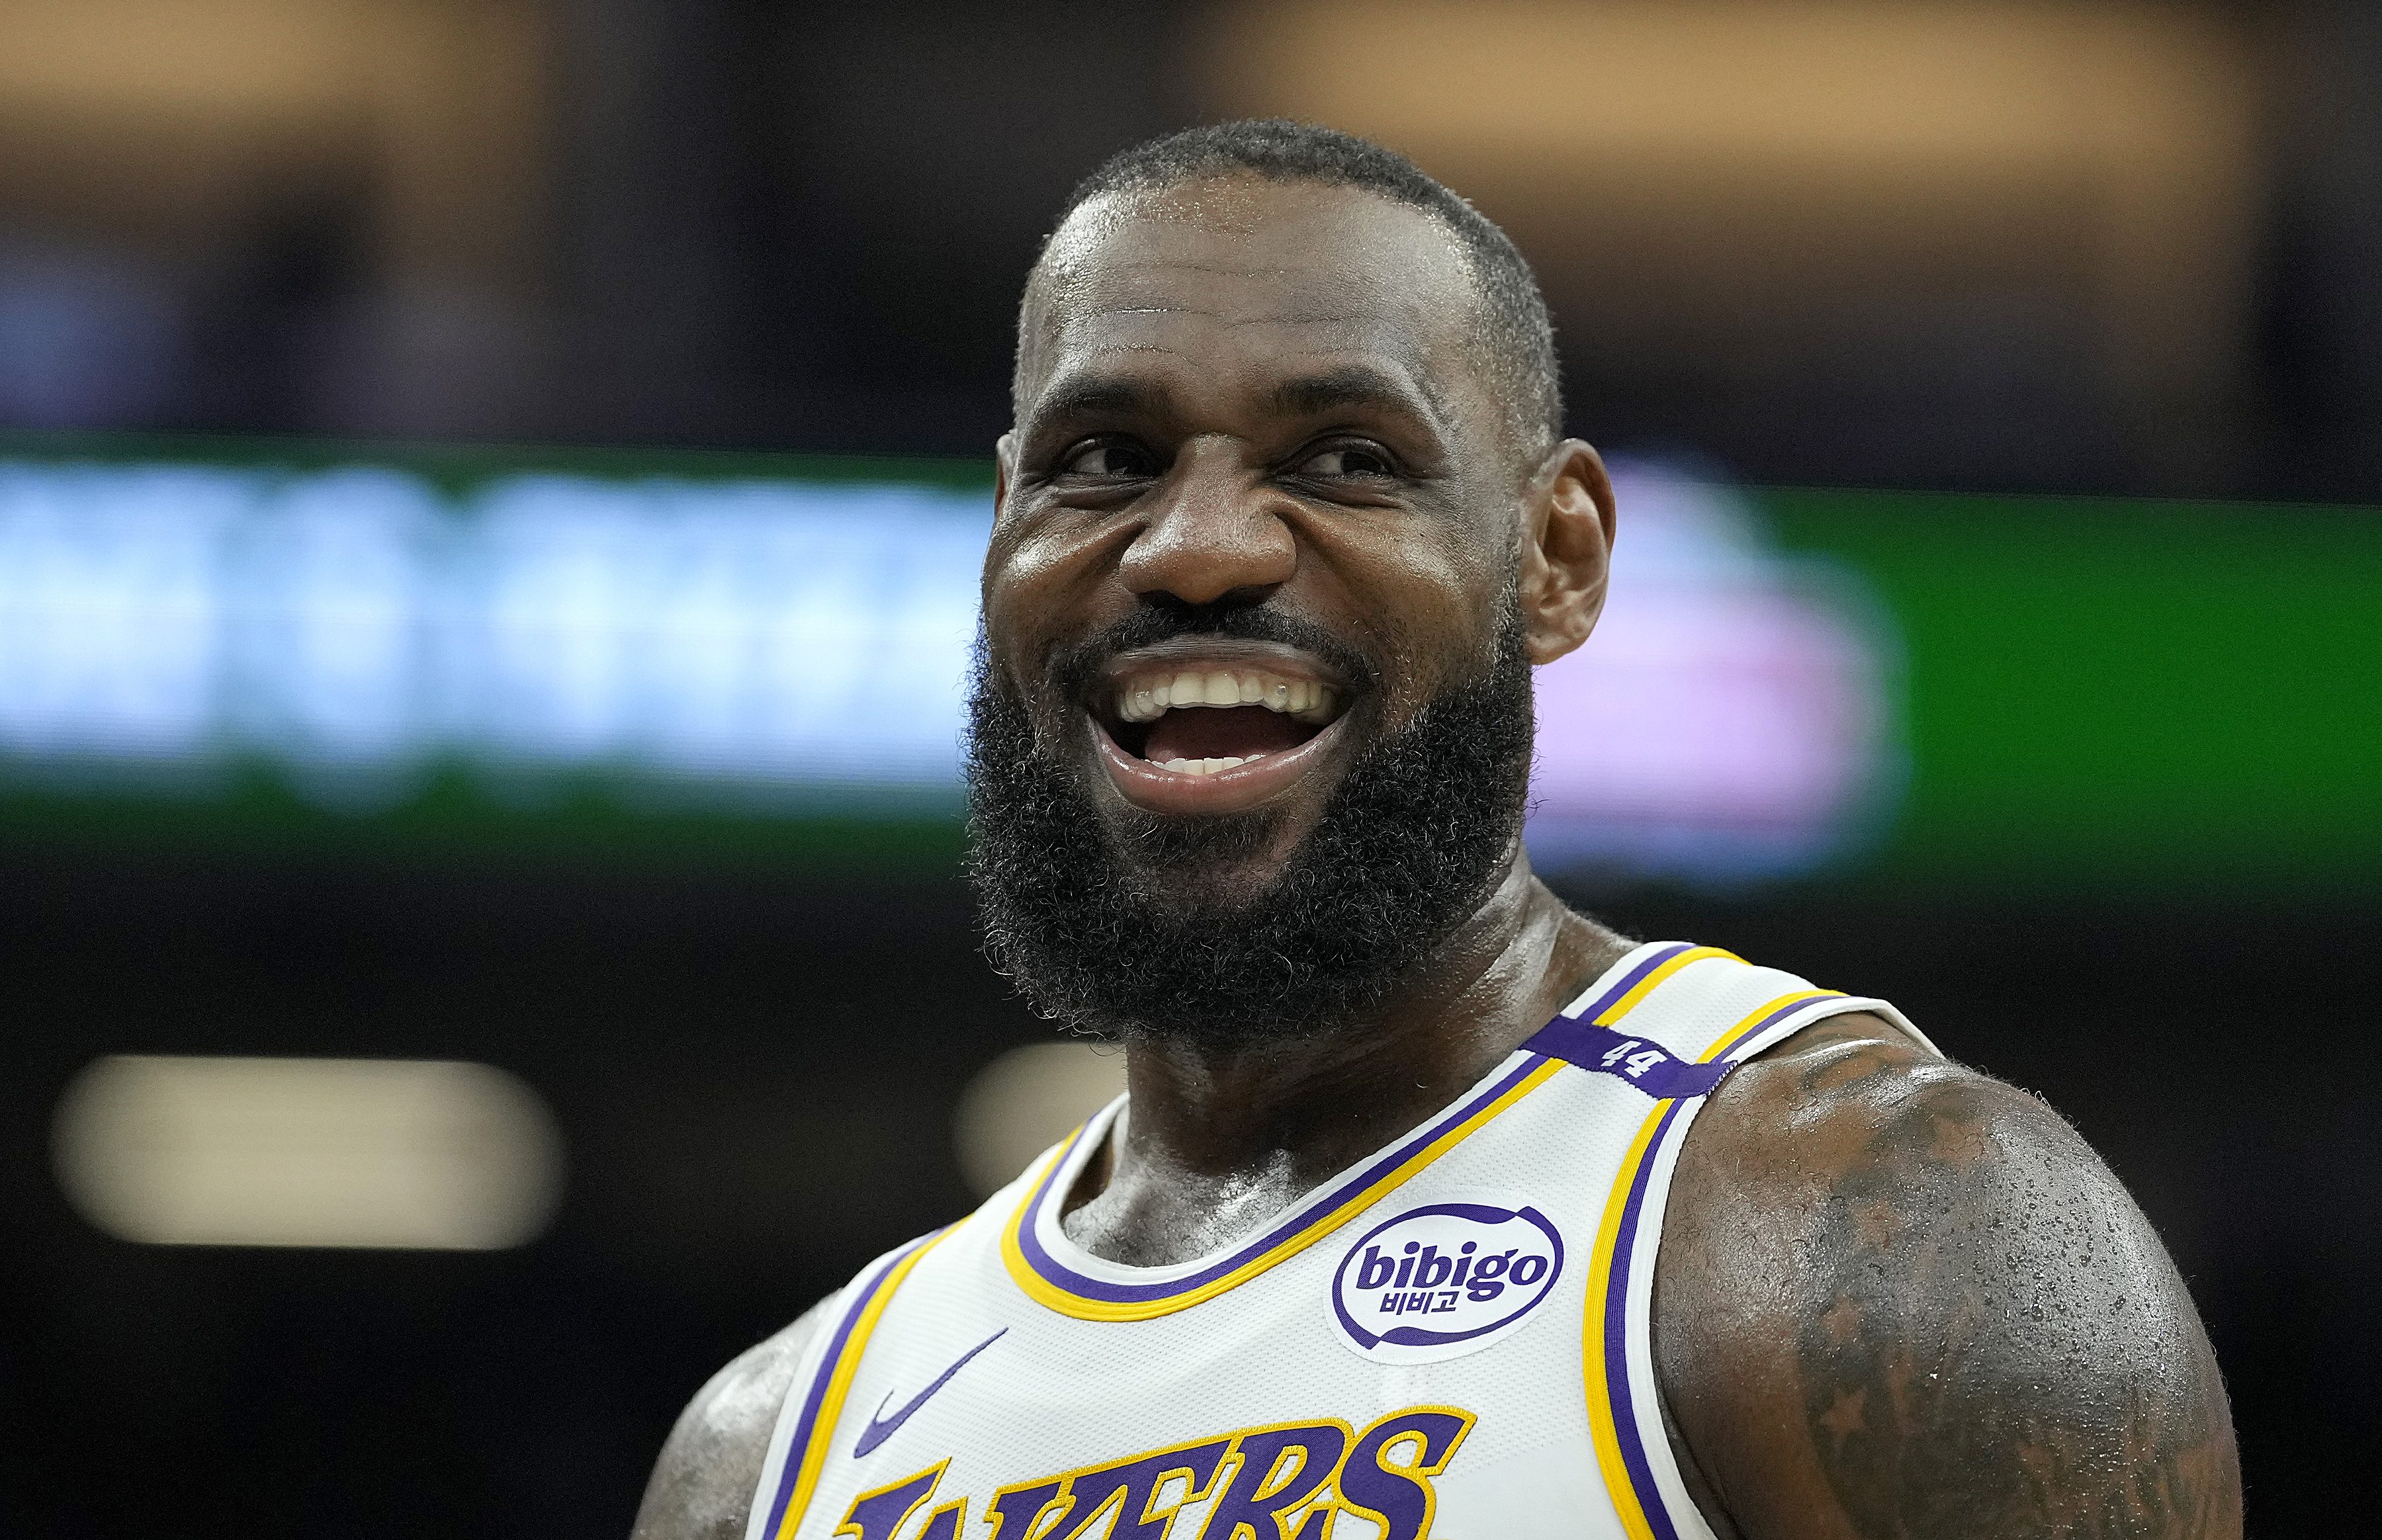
[1660,1018,2243,1540]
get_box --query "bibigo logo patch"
[1329,1199,1564,1363]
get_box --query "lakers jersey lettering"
[832,1407,1472,1540]
[748,943,1929,1540]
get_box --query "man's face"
[967,176,1556,1040]
[988,178,1523,888]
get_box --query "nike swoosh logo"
[852,1328,1006,1458]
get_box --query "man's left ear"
[1519,441,1616,665]
[992,431,1018,524]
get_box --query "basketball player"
[636,122,2240,1540]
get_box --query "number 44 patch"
[1599,1038,1671,1080]
[1521,1013,1738,1100]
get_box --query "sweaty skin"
[634,178,2240,1540]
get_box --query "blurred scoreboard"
[0,460,985,789]
[0,435,2373,890]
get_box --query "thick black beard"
[964,606,1534,1045]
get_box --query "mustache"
[1046,601,1382,703]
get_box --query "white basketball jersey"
[746,942,1927,1540]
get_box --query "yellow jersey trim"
[999,1058,1567,1322]
[1582,988,1843,1540]
[774,1226,960,1539]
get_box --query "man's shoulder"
[1673,1007,2125,1238]
[631,1301,832,1540]
[1654,1011,2241,1539]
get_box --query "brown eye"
[1058,440,1159,478]
[1296,443,1395,479]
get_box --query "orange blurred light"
[1194,1,2263,470]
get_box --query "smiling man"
[635,122,2240,1540]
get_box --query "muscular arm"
[1655,1015,2241,1540]
[632,1301,832,1540]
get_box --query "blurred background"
[0,1,2375,1534]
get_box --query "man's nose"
[1116,441,1298,606]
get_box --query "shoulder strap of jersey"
[1527,942,1930,1540]
[1522,941,1934,1099]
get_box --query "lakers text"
[832,1406,1475,1540]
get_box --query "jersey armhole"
[1586,993,1904,1540]
[745,1289,849,1540]
[746,1226,958,1540]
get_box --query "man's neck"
[1055,853,1632,1267]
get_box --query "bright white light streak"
[53,1055,565,1250]
[229,468,441,763]
[467,477,653,759]
[0,463,246,755]
[952,1041,1126,1197]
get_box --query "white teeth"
[1112,665,1343,724]
[1157,754,1260,777]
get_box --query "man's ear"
[1519,440,1616,665]
[993,432,1018,523]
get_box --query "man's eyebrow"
[1268,365,1444,427]
[1028,374,1165,427]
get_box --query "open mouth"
[1085,648,1356,812]
[1104,663,1343,774]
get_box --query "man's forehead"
[1045,178,1470,301]
[1024,178,1483,405]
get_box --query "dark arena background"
[2,3,2378,1535]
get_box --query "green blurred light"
[3,433,2375,891]
[1765,490,2382,886]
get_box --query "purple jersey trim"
[1007,941,1697,1308]
[1604,1096,1690,1540]
[1599,992,1853,1540]
[1522,1017,1732,1099]
[758,1235,934,1539]
[1011,1056,1542,1305]
[1571,941,1697,1019]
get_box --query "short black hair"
[1018,119,1564,454]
